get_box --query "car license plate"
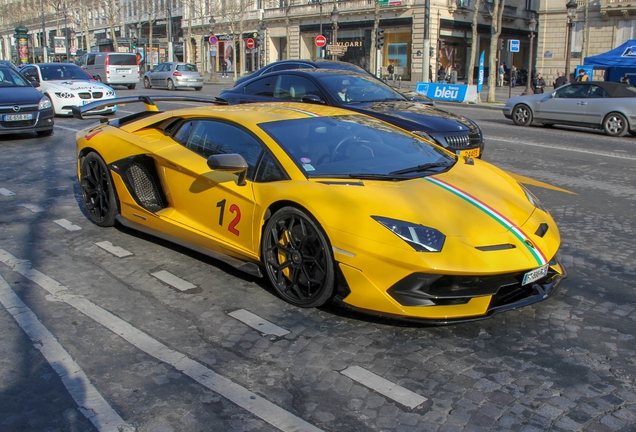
[3,113,33,121]
[117,69,130,74]
[82,100,92,105]
[457,147,480,158]
[522,264,549,286]
[188,79,199,82]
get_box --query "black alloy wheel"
[79,152,118,227]
[261,207,335,308]
[512,104,533,126]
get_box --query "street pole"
[167,3,173,62]
[521,17,537,96]
[565,0,578,83]
[41,0,47,62]
[422,0,430,82]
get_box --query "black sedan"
[220,69,483,157]
[0,65,54,136]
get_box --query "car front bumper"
[0,108,54,135]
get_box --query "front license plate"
[3,113,33,121]
[457,147,480,158]
[82,100,92,105]
[522,264,549,286]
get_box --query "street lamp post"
[565,0,578,83]
[41,0,47,62]
[330,2,338,61]
[521,16,537,96]
[207,18,217,83]
[167,1,173,62]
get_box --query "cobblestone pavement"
[0,94,635,431]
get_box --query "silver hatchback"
[143,62,204,91]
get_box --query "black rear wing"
[71,95,227,120]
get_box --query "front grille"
[444,132,481,149]
[78,92,91,99]
[0,105,38,114]
[92,92,104,99]
[0,120,36,127]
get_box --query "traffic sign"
[315,35,327,47]
[246,38,255,49]
[509,39,520,53]
[209,35,218,45]
[70,46,77,55]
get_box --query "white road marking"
[0,275,134,432]
[54,219,82,232]
[54,124,85,132]
[487,136,636,160]
[95,241,133,258]
[18,203,44,213]
[340,365,427,409]
[151,270,197,291]
[0,188,15,196]
[228,309,290,337]
[0,247,322,432]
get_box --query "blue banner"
[414,82,469,102]
[478,51,485,93]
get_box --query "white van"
[78,52,140,89]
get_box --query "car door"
[151,63,167,86]
[584,85,612,125]
[534,84,590,123]
[155,119,263,255]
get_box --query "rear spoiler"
[71,95,228,120]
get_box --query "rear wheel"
[195,86,202,91]
[167,79,176,91]
[603,112,628,137]
[143,77,151,89]
[512,104,533,126]
[127,84,136,90]
[79,152,118,227]
[261,207,335,308]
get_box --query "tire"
[167,79,175,91]
[512,104,533,126]
[143,77,151,89]
[261,207,335,308]
[629,130,636,137]
[127,84,136,90]
[79,152,118,227]
[603,112,628,137]
[195,86,202,91]
[37,129,53,136]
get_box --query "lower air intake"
[126,161,167,213]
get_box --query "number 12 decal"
[216,199,241,236]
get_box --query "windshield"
[39,64,93,81]
[318,74,407,104]
[176,63,198,72]
[259,115,455,179]
[0,68,30,87]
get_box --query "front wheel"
[143,77,151,89]
[261,207,335,308]
[79,152,118,227]
[512,104,533,126]
[167,79,176,91]
[603,112,628,137]
[37,129,53,136]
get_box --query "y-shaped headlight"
[372,216,445,252]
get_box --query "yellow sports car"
[74,96,566,324]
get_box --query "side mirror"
[301,94,324,104]
[30,81,40,88]
[207,154,248,186]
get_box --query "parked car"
[0,65,54,136]
[233,59,371,88]
[20,63,117,116]
[503,81,636,137]
[143,62,204,90]
[72,95,564,323]
[0,60,19,72]
[221,69,483,157]
[76,52,140,89]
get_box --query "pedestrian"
[449,65,457,84]
[387,61,395,82]
[498,63,505,87]
[621,76,630,84]
[576,69,589,82]
[511,65,518,87]
[437,65,446,84]
[533,73,546,94]
[222,59,228,77]
[553,71,567,88]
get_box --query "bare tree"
[101,0,121,51]
[221,0,252,80]
[487,0,505,102]
[466,0,481,86]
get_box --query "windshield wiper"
[389,162,453,176]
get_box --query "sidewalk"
[202,71,529,107]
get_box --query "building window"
[617,20,636,45]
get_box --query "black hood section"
[0,87,44,105]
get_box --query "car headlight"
[372,216,445,252]
[38,96,52,110]
[54,92,74,98]
[106,89,115,97]
[521,185,547,212]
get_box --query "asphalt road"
[0,84,635,432]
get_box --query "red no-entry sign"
[246,38,255,49]
[315,35,327,47]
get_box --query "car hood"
[346,100,475,132]
[40,80,113,92]
[0,87,45,104]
